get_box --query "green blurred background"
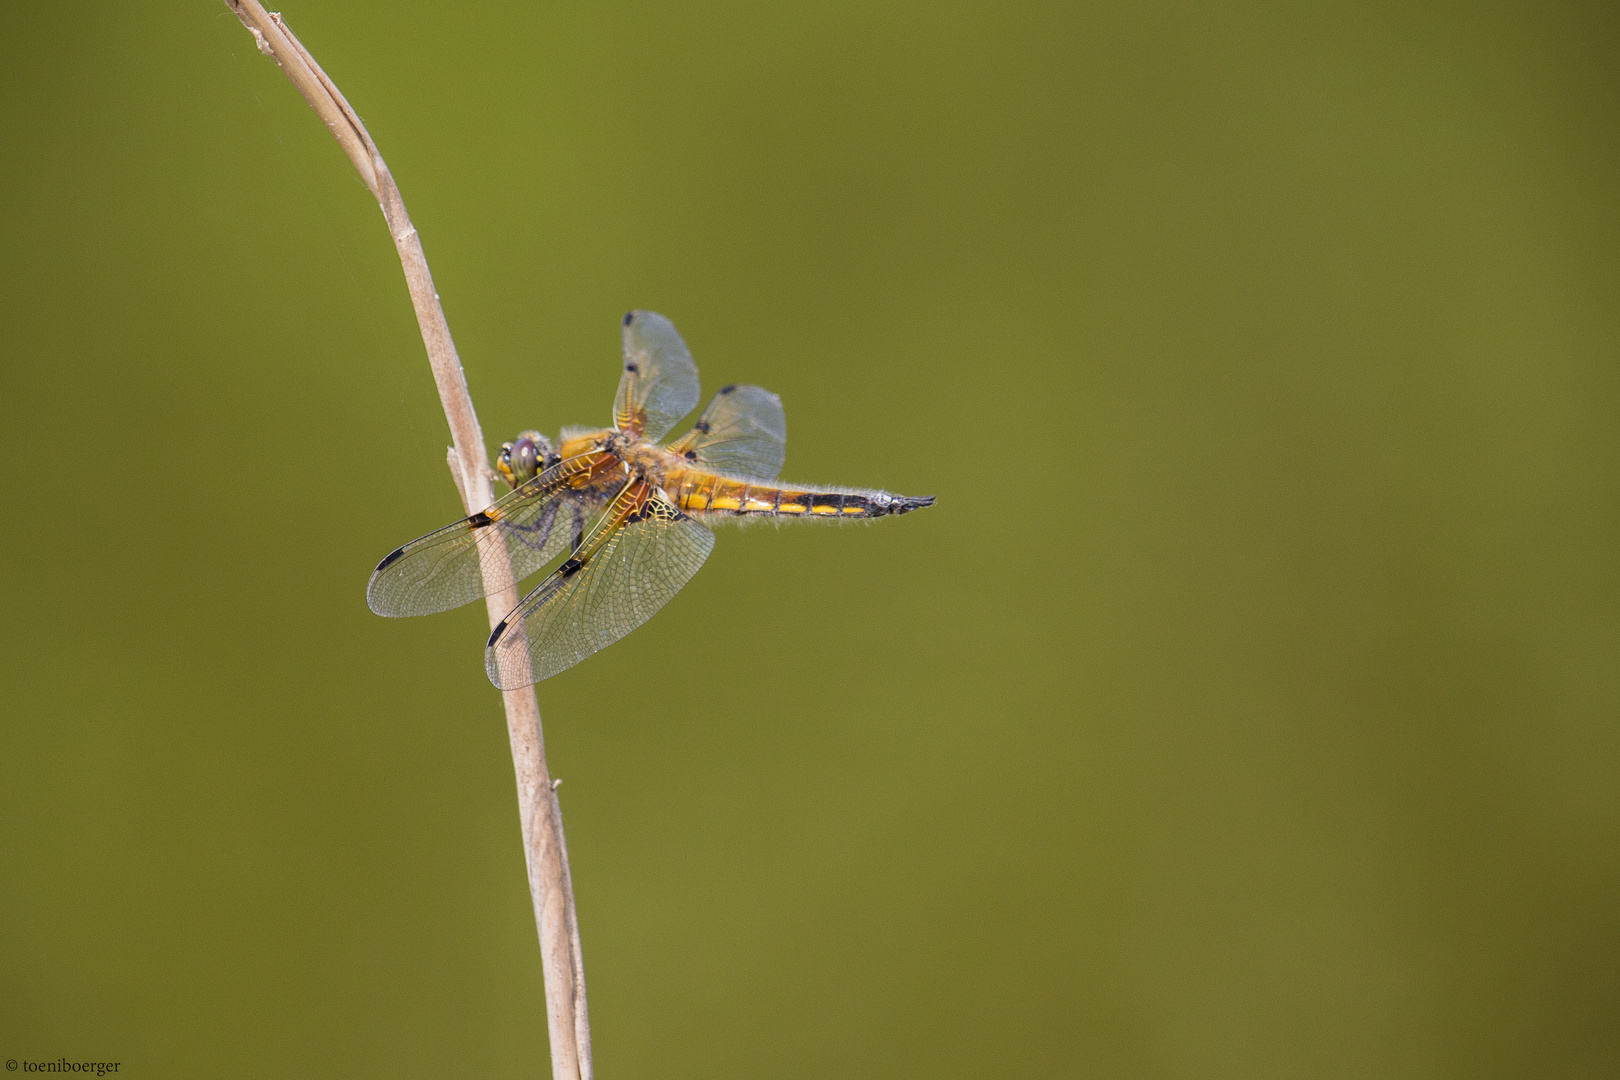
[2,1,1617,1076]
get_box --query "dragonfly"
[367,310,935,689]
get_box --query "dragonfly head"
[496,431,557,487]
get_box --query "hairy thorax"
[551,429,689,493]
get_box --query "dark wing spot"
[683,450,697,461]
[693,420,711,434]
[622,311,634,326]
[375,547,406,572]
[487,619,508,648]
[718,384,738,395]
[468,511,494,528]
[625,362,639,373]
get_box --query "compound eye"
[511,437,539,483]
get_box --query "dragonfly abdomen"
[672,473,934,521]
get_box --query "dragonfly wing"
[614,310,701,443]
[367,453,610,617]
[665,384,786,481]
[486,489,715,688]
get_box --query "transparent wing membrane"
[666,384,787,481]
[486,488,715,688]
[614,310,701,443]
[366,454,610,618]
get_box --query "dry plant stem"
[223,4,591,1076]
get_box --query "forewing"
[614,310,701,443]
[486,492,715,688]
[367,455,609,617]
[665,384,787,481]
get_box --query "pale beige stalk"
[222,4,591,1076]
